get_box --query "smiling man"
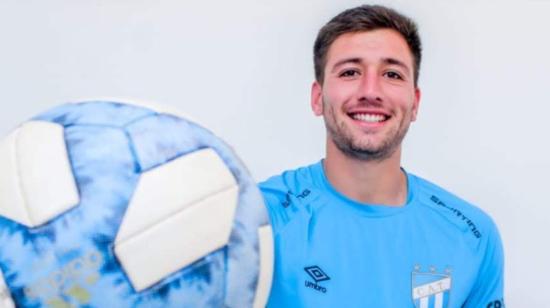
[260,5,504,308]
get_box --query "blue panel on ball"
[33,101,155,128]
[125,113,206,171]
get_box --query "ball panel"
[125,113,207,172]
[0,126,29,226]
[15,121,78,227]
[115,148,238,244]
[252,225,274,308]
[125,100,204,127]
[63,125,138,237]
[0,119,80,236]
[222,162,270,307]
[0,267,15,308]
[33,101,155,128]
[115,185,238,291]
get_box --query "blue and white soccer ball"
[0,101,273,308]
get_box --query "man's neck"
[323,141,408,207]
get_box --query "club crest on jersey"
[412,265,452,308]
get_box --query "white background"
[1,0,549,306]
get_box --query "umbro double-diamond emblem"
[304,265,330,293]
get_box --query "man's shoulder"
[410,172,500,241]
[258,162,322,233]
[409,174,505,305]
[259,162,320,196]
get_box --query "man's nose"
[357,72,383,103]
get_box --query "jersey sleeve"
[259,185,290,234]
[463,218,505,308]
[259,176,312,235]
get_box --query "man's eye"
[385,71,403,80]
[340,70,359,78]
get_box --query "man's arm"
[464,220,505,308]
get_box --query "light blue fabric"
[0,101,269,307]
[260,161,504,308]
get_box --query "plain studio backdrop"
[1,0,548,306]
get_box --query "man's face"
[311,29,421,161]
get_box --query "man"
[260,5,504,308]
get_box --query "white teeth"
[352,113,386,123]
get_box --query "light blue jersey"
[260,161,504,308]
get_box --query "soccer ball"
[0,101,272,308]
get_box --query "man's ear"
[311,81,323,116]
[411,87,421,121]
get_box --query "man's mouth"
[349,112,390,123]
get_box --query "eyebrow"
[330,57,412,76]
[330,58,362,73]
[382,57,411,75]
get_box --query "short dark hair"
[313,5,422,86]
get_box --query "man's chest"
[268,208,481,308]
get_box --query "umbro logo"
[304,266,330,282]
[304,265,330,293]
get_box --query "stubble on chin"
[323,103,409,162]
